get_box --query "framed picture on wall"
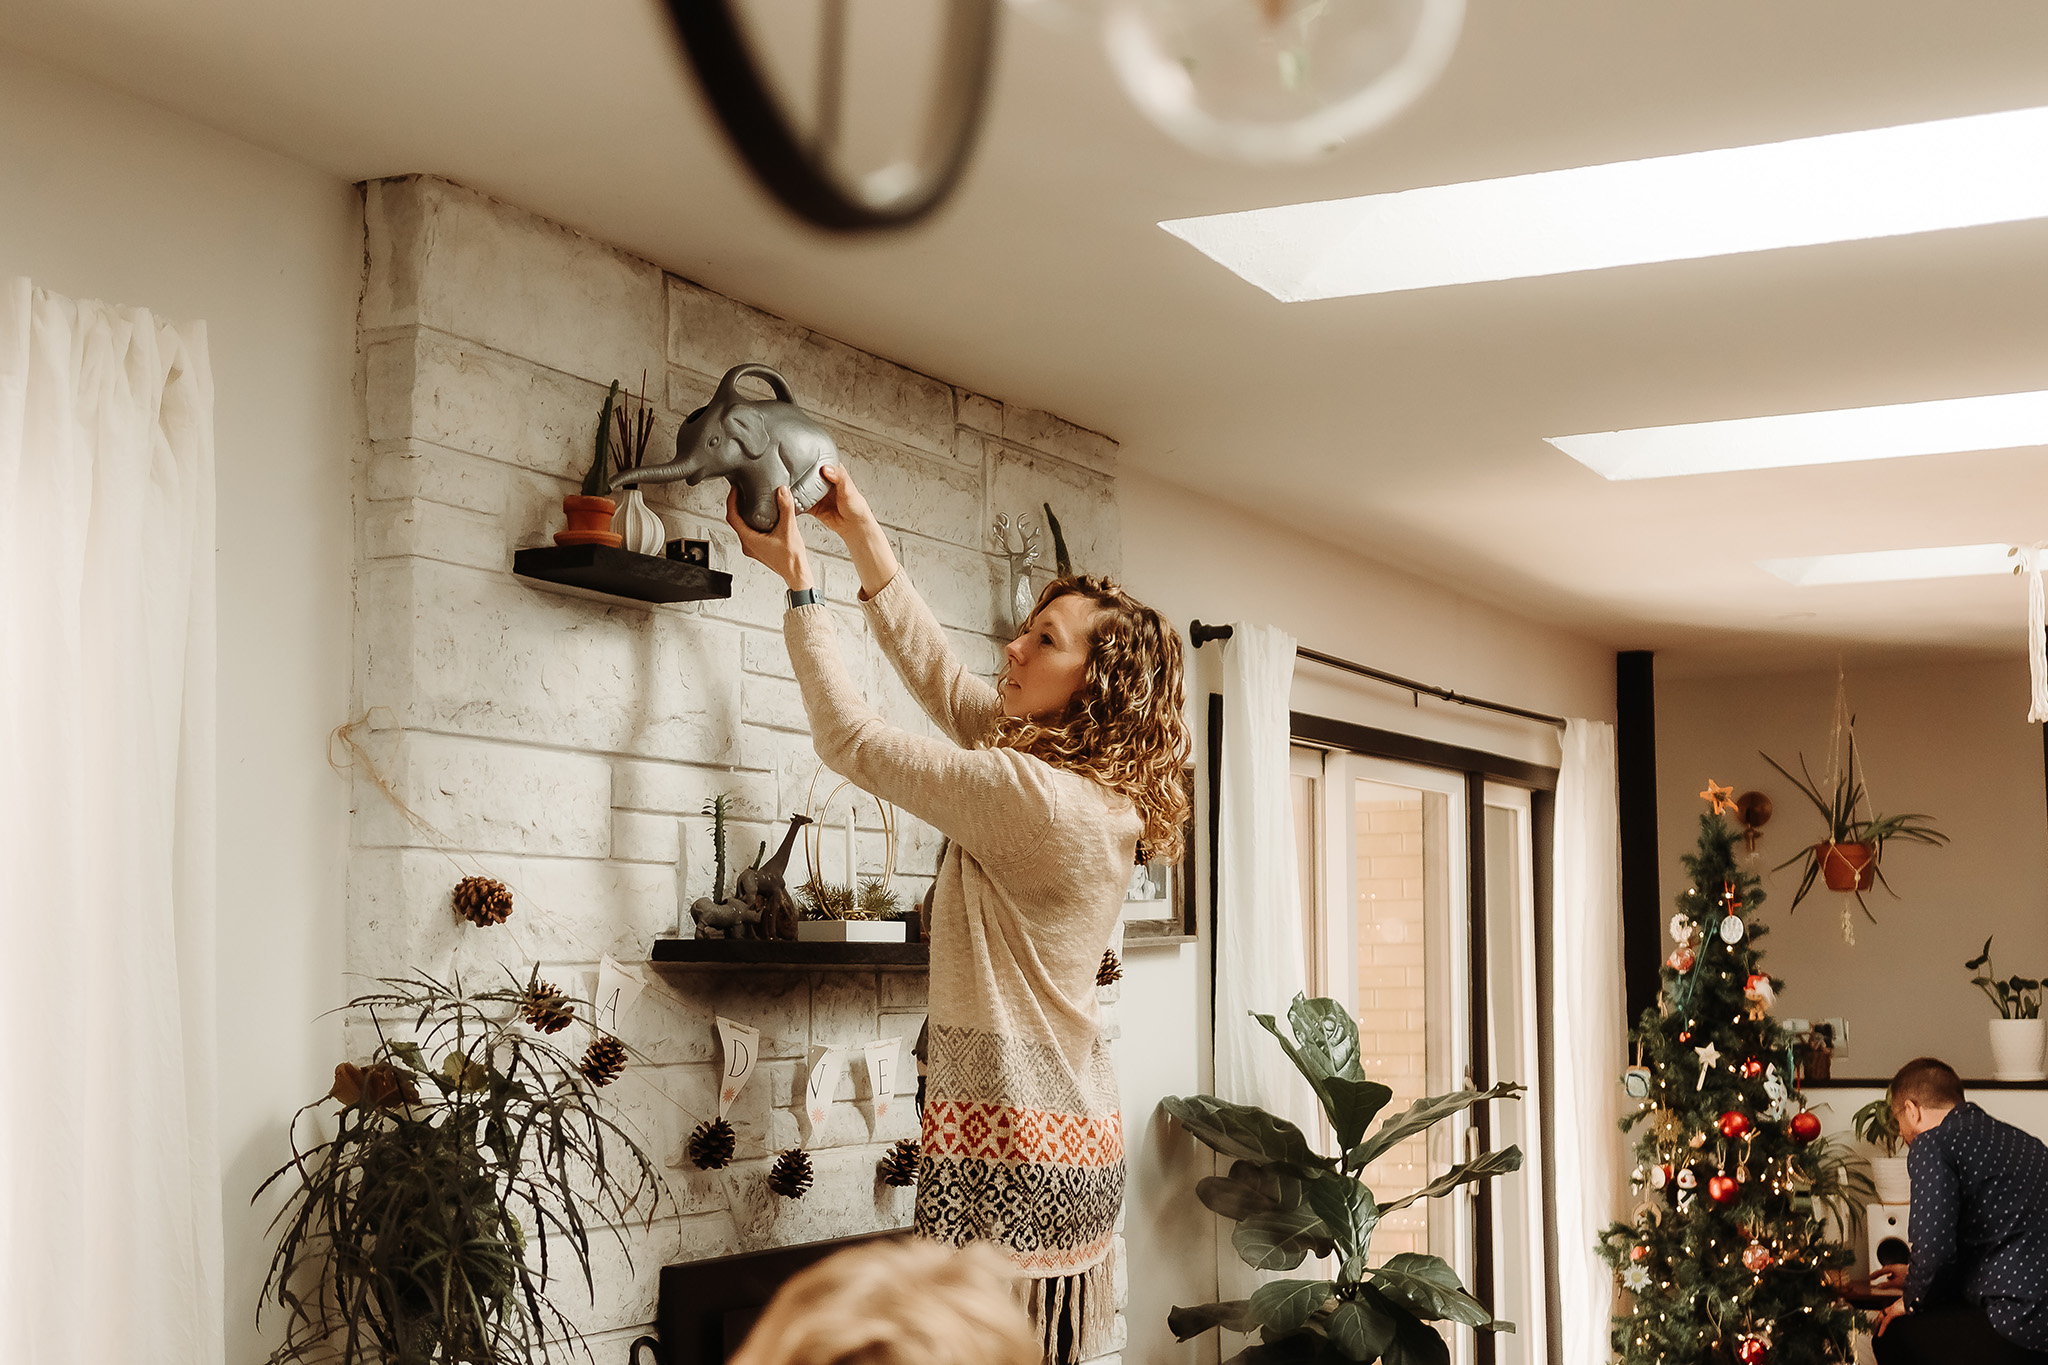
[1121,767,1196,941]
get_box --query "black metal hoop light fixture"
[663,0,1002,233]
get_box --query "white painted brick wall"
[349,174,1127,1354]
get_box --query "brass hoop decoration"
[663,0,1002,232]
[801,768,897,890]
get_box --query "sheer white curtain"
[1551,719,1624,1365]
[1212,624,1320,1298]
[0,278,220,1364]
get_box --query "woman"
[728,471,1190,1365]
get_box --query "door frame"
[1211,706,1562,1365]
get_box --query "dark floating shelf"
[514,540,732,604]
[651,938,930,971]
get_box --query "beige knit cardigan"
[785,573,1135,1359]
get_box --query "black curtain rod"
[1188,621,1568,730]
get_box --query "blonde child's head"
[728,1239,1039,1365]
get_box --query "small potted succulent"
[557,381,625,547]
[1967,936,2046,1081]
[1852,1096,1911,1206]
[1761,744,1945,922]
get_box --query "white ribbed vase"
[1990,1018,2046,1082]
[612,488,667,556]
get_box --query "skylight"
[1161,105,2048,300]
[1758,544,2015,586]
[1548,389,2048,481]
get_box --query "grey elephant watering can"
[612,363,838,533]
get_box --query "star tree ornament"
[1694,1040,1722,1089]
[1700,779,1738,815]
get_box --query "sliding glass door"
[1288,748,1550,1365]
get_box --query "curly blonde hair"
[729,1239,1038,1365]
[988,575,1192,862]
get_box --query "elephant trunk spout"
[610,461,698,491]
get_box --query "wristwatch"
[787,587,819,609]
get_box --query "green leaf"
[1966,937,1993,971]
[1377,1310,1451,1365]
[1318,1077,1396,1155]
[1368,1254,1505,1330]
[1347,1082,1525,1170]
[1169,1300,1259,1340]
[1199,1172,1282,1223]
[1249,1279,1337,1335]
[1289,996,1367,1082]
[1325,1298,1398,1362]
[1163,1094,1324,1168]
[1377,1146,1523,1213]
[1299,1170,1379,1275]
[1233,1207,1329,1271]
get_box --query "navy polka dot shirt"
[1904,1101,2048,1347]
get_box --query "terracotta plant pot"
[556,494,622,548]
[1817,841,1876,892]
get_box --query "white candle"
[844,808,856,886]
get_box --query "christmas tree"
[1598,785,1864,1365]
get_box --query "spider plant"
[1852,1097,1903,1157]
[1759,748,1946,918]
[256,971,663,1365]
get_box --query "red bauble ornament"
[1678,1030,1693,1044]
[1788,1111,1822,1145]
[1707,1174,1741,1205]
[1736,1335,1768,1365]
[1667,945,1696,973]
[1718,1110,1752,1139]
[1631,1244,1651,1262]
[1742,1242,1773,1272]
[1740,1057,1765,1080]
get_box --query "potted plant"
[1760,745,1946,921]
[1967,936,2046,1081]
[556,380,624,547]
[1162,994,1523,1362]
[1852,1096,1912,1206]
[608,373,666,555]
[258,971,662,1364]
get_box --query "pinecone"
[878,1137,920,1188]
[580,1033,628,1087]
[687,1116,738,1170]
[768,1147,814,1199]
[1097,948,1123,986]
[520,980,574,1034]
[452,875,513,927]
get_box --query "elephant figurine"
[690,896,761,939]
[612,363,839,533]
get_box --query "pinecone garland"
[878,1137,920,1188]
[687,1117,738,1170]
[580,1033,628,1087]
[520,980,574,1034]
[768,1147,814,1199]
[452,875,513,927]
[1097,948,1122,986]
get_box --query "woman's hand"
[805,464,875,538]
[807,465,899,599]
[727,485,814,591]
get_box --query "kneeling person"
[1875,1057,2048,1363]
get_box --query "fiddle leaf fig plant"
[1162,994,1524,1364]
[256,971,663,1365]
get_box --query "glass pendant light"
[1101,0,1465,164]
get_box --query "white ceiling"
[10,0,2048,676]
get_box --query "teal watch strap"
[788,587,819,609]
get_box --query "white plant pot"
[796,919,908,943]
[612,487,667,556]
[1990,1017,2047,1081]
[1869,1156,1912,1208]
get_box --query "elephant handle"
[720,362,796,406]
